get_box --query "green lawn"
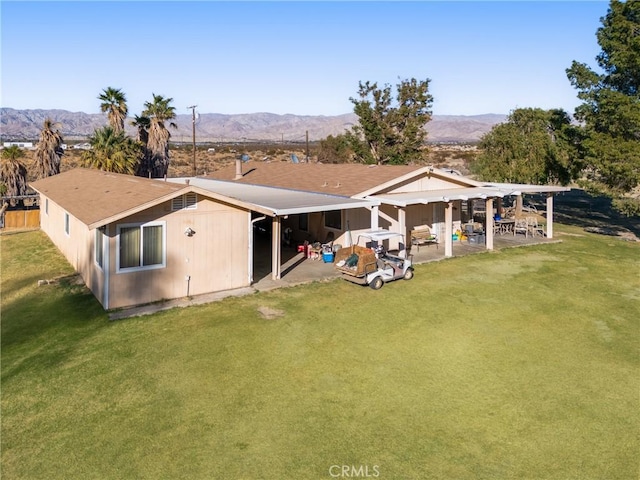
[1,227,638,479]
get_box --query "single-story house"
[30,164,569,310]
[30,168,378,310]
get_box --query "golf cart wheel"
[369,276,384,290]
[403,268,415,280]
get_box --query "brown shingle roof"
[205,161,426,197]
[30,169,187,227]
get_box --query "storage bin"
[322,252,334,263]
[468,234,486,244]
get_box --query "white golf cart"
[334,229,414,289]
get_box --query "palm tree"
[82,126,142,174]
[35,118,64,179]
[130,114,150,144]
[130,115,152,177]
[142,94,177,178]
[98,87,128,134]
[1,145,29,197]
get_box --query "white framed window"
[64,212,70,236]
[95,228,105,269]
[116,221,166,272]
[324,210,342,230]
[171,193,197,211]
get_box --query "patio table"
[495,219,515,235]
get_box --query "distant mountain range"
[0,108,506,144]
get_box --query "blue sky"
[1,1,607,117]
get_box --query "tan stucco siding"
[405,205,435,232]
[106,196,250,310]
[38,195,99,297]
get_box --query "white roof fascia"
[485,182,571,194]
[272,199,380,216]
[368,187,507,207]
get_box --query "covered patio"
[367,184,569,259]
[173,175,569,289]
[252,228,559,291]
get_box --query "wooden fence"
[1,210,40,229]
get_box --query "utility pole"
[305,130,309,162]
[188,105,197,176]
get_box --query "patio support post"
[398,207,406,254]
[485,198,494,250]
[370,205,379,230]
[271,216,281,280]
[546,193,555,239]
[445,201,453,257]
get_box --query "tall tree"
[82,126,142,174]
[142,94,177,178]
[471,108,581,185]
[566,0,640,215]
[130,114,152,177]
[0,145,29,197]
[34,118,64,179]
[130,114,150,145]
[347,78,433,165]
[98,87,129,134]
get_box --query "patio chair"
[514,218,529,238]
[526,217,545,237]
[321,231,335,251]
[410,225,438,251]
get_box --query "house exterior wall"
[39,193,251,310]
[287,207,373,248]
[104,196,250,310]
[38,194,96,294]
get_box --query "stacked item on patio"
[334,245,377,277]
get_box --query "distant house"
[72,143,91,150]
[30,164,569,310]
[3,142,34,150]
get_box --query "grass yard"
[1,226,639,479]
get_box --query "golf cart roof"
[357,229,405,242]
